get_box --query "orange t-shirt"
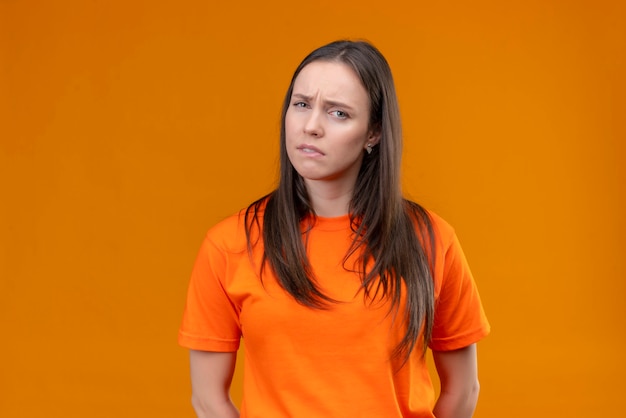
[179,207,489,417]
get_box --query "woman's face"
[285,61,379,189]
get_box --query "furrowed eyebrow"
[291,93,355,111]
[292,93,313,102]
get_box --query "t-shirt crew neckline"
[306,214,351,231]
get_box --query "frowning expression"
[285,61,379,187]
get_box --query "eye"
[293,101,308,108]
[331,110,349,119]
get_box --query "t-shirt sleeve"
[429,230,490,351]
[178,233,241,352]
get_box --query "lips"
[297,144,325,155]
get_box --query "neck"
[304,179,354,217]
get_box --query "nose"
[303,108,324,137]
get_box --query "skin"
[432,344,480,418]
[188,60,481,418]
[285,60,380,217]
[190,350,239,418]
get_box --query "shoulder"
[405,200,456,249]
[206,209,246,239]
[425,210,456,248]
[204,197,269,253]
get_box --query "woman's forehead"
[292,61,368,105]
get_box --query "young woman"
[179,40,489,418]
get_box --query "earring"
[366,143,373,154]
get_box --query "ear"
[365,127,381,148]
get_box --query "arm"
[189,350,240,418]
[432,344,480,418]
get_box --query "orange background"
[1,1,624,417]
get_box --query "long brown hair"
[245,40,435,362]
